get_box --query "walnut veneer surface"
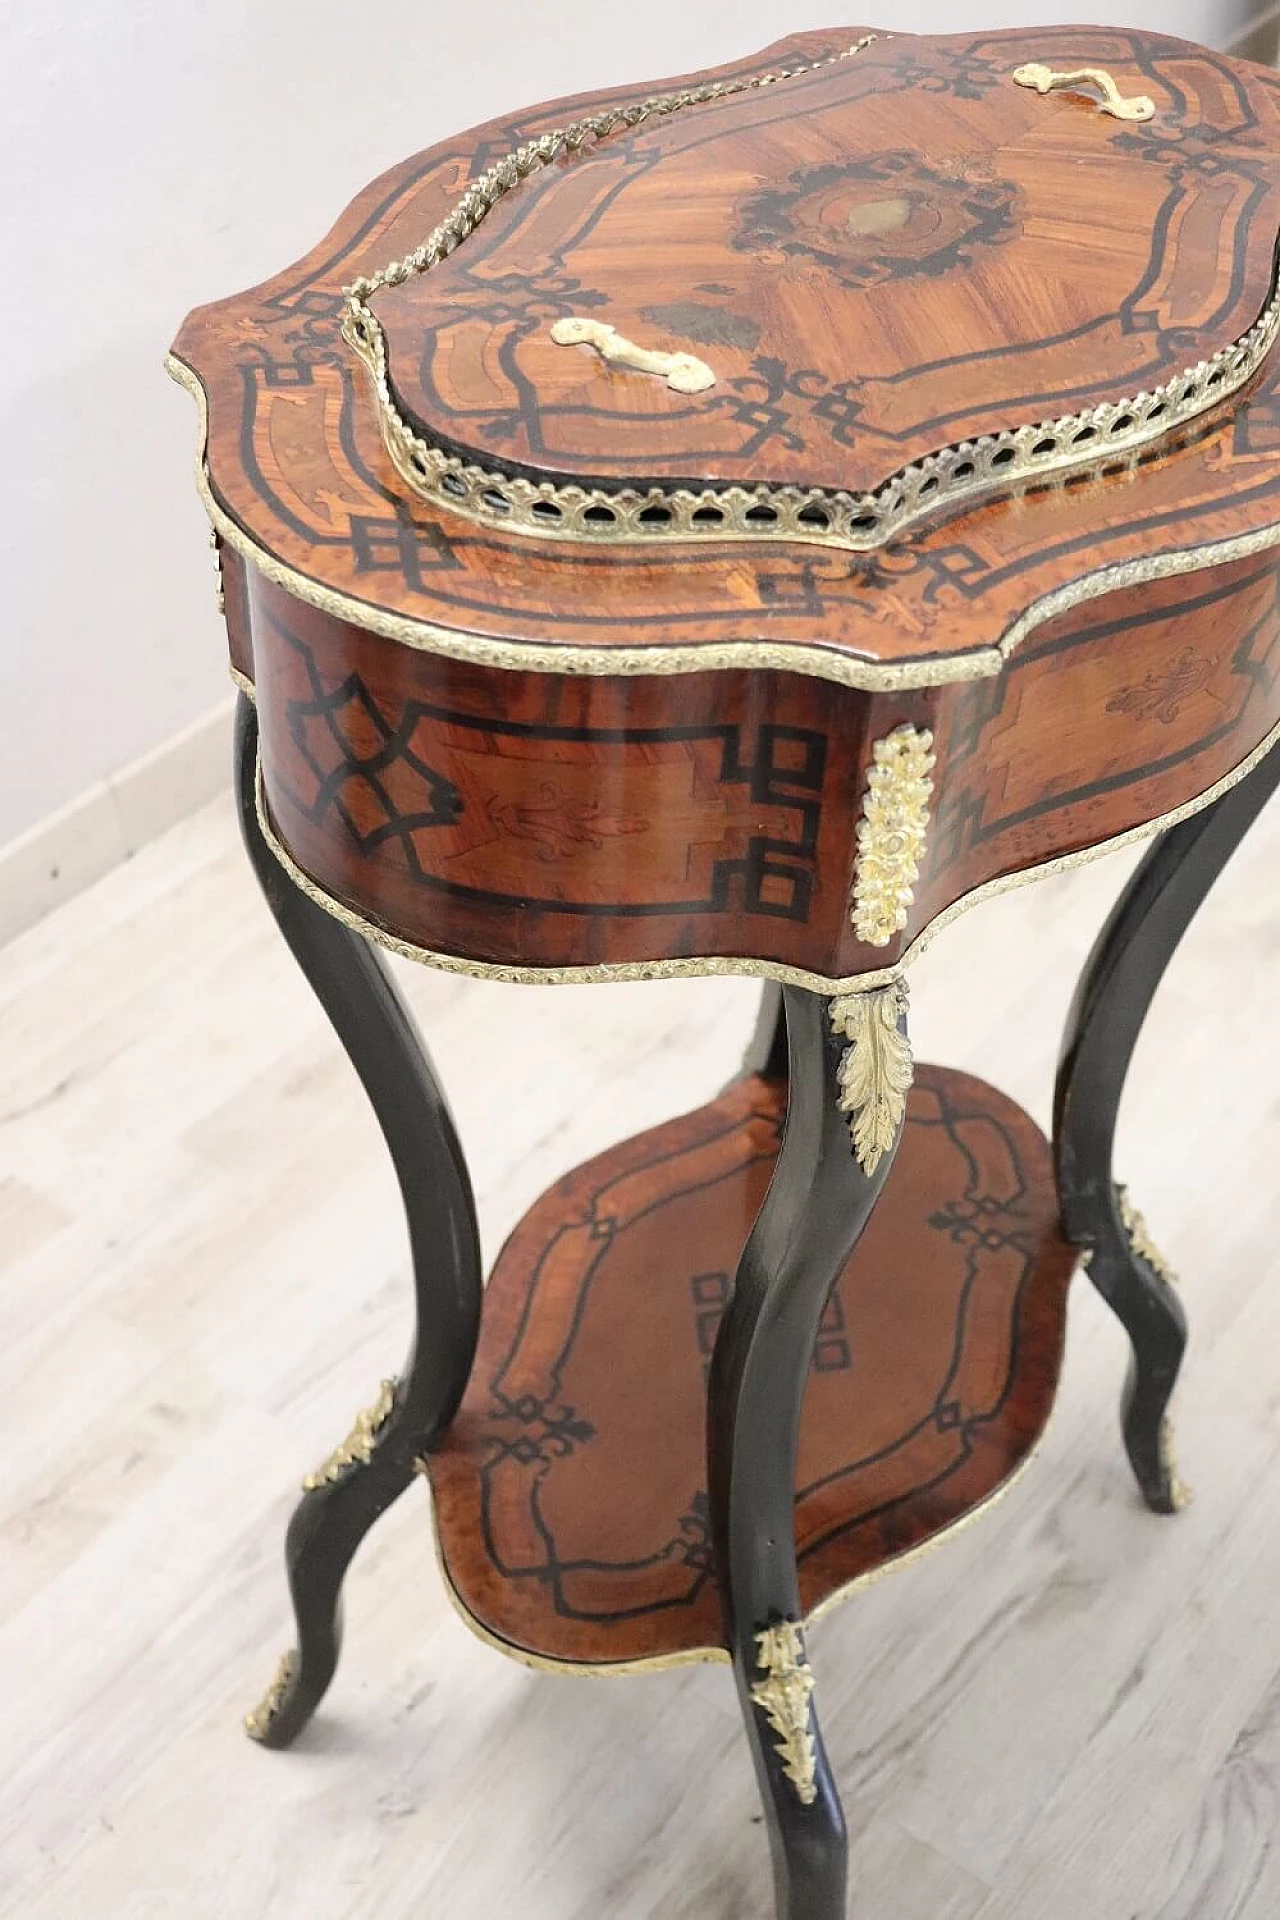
[379,32,1280,497]
[173,24,1280,987]
[427,1063,1074,1669]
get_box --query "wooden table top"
[171,25,1280,988]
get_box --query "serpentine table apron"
[170,24,1280,1919]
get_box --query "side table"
[171,24,1280,1918]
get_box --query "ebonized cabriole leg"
[233,695,483,1746]
[739,980,789,1083]
[1055,745,1279,1513]
[708,984,909,1920]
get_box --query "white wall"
[0,0,1269,845]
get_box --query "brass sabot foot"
[244,1649,298,1743]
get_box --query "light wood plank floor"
[1,783,1277,1919]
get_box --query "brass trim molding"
[171,351,1280,695]
[1012,60,1155,121]
[340,40,1278,556]
[830,982,913,1172]
[244,1649,297,1742]
[302,1378,398,1491]
[852,725,936,946]
[251,716,1280,995]
[750,1621,819,1804]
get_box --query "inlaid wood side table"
[171,25,1280,1918]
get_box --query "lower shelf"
[423,1063,1078,1672]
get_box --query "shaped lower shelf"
[423,1064,1078,1672]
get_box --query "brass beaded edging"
[251,717,1280,995]
[340,43,1280,556]
[172,353,1280,696]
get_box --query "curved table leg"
[708,983,910,1920]
[741,981,788,1082]
[234,695,483,1747]
[1054,747,1279,1513]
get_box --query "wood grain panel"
[379,30,1280,495]
[247,561,1278,982]
[176,24,1280,982]
[172,25,1280,683]
[425,1063,1076,1668]
[250,570,874,976]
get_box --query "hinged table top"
[372,27,1280,514]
